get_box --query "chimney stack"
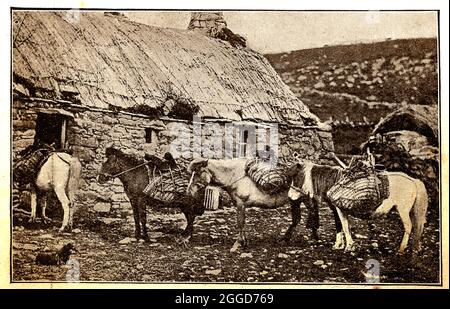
[188,12,227,35]
[187,12,246,48]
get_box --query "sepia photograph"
[3,2,447,288]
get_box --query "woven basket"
[13,148,52,185]
[327,160,390,218]
[143,168,190,203]
[245,158,291,195]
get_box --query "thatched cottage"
[12,11,333,212]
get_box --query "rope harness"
[99,161,151,179]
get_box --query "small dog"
[35,243,77,265]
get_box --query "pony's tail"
[410,179,429,255]
[66,157,82,202]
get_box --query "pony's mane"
[311,164,342,179]
[293,161,342,197]
[310,163,342,196]
[145,154,163,165]
[188,158,208,173]
[105,147,144,166]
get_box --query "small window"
[242,130,249,154]
[238,129,249,157]
[145,128,158,144]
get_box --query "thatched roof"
[372,105,438,146]
[13,11,319,125]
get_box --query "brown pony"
[286,161,344,249]
[98,147,205,243]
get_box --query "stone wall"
[13,98,172,214]
[13,98,334,215]
[278,126,334,162]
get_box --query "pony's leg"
[333,231,345,250]
[330,205,345,250]
[66,157,81,230]
[372,199,395,218]
[410,180,429,256]
[179,207,195,246]
[335,207,354,252]
[38,191,51,224]
[181,207,195,237]
[53,185,71,232]
[67,198,77,230]
[29,186,37,223]
[68,205,75,230]
[305,198,319,241]
[38,193,52,224]
[67,183,76,230]
[230,200,246,253]
[283,199,301,242]
[396,205,413,255]
[130,198,141,240]
[138,199,149,242]
[40,196,46,220]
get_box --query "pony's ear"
[145,153,163,164]
[188,158,208,172]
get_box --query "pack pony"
[29,152,82,232]
[187,158,316,253]
[98,147,205,243]
[288,160,429,256]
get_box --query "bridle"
[186,171,196,193]
[186,159,210,193]
[289,180,303,193]
[99,161,150,180]
[185,160,246,193]
[288,152,304,194]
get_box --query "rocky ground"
[12,204,440,284]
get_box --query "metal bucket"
[204,186,220,211]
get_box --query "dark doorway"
[34,113,65,148]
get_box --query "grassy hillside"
[265,38,438,122]
[265,38,438,154]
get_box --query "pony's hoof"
[396,250,406,256]
[176,236,191,248]
[344,244,356,252]
[230,242,242,253]
[332,242,345,250]
[28,217,37,224]
[59,226,71,233]
[282,234,292,243]
[230,247,239,253]
[310,231,319,241]
[41,216,52,224]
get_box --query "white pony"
[29,153,82,232]
[288,161,429,256]
[188,158,301,253]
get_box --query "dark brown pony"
[98,147,205,242]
